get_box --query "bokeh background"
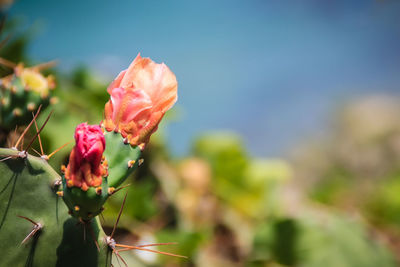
[2,0,400,266]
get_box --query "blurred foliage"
[291,95,400,263]
[1,14,399,267]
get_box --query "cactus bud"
[65,123,107,191]
[103,53,178,147]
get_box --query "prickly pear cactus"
[0,64,55,130]
[0,53,180,266]
[0,148,109,267]
[58,124,142,221]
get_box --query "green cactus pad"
[0,148,110,267]
[103,130,142,188]
[61,177,109,221]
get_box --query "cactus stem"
[138,158,144,166]
[17,215,43,245]
[13,105,42,149]
[98,212,105,226]
[127,160,135,168]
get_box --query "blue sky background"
[9,0,400,157]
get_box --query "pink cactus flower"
[103,53,178,147]
[65,123,107,191]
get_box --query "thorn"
[29,60,57,72]
[138,242,178,248]
[0,156,12,162]
[32,112,44,155]
[10,125,18,148]
[117,242,178,252]
[31,147,42,157]
[138,158,144,166]
[115,244,187,259]
[0,34,11,50]
[127,160,135,168]
[0,57,17,69]
[17,215,39,225]
[115,250,128,267]
[111,184,131,196]
[20,135,24,151]
[83,222,86,242]
[74,205,80,211]
[25,110,53,152]
[110,192,128,239]
[17,215,42,245]
[87,221,100,252]
[13,105,42,149]
[47,141,71,160]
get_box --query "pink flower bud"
[65,123,107,191]
[103,53,178,147]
